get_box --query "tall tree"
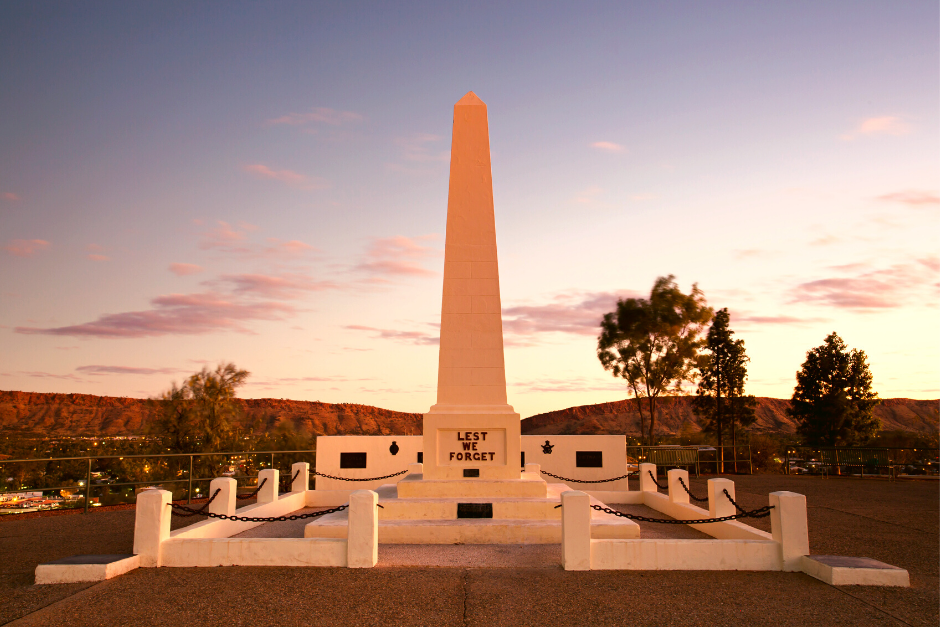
[154,363,251,452]
[788,333,881,446]
[693,309,757,471]
[598,275,713,445]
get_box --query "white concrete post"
[407,462,423,476]
[524,463,541,478]
[667,469,690,504]
[561,490,591,571]
[257,469,279,503]
[208,477,236,516]
[291,462,309,493]
[770,491,809,572]
[639,463,658,492]
[133,489,171,567]
[708,478,736,519]
[347,489,378,568]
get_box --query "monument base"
[396,472,547,499]
[422,406,522,481]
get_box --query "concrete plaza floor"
[1,475,936,627]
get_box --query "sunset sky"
[1,2,937,418]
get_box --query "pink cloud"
[344,325,439,346]
[355,235,441,278]
[503,291,639,336]
[4,239,50,257]
[876,191,940,206]
[19,371,83,381]
[263,238,316,257]
[3,192,21,201]
[199,221,252,253]
[243,164,329,191]
[169,263,204,276]
[217,272,340,299]
[732,314,828,326]
[842,116,911,140]
[76,365,182,375]
[790,258,938,309]
[510,376,625,394]
[87,254,110,262]
[15,291,296,338]
[395,133,450,163]
[590,141,624,153]
[266,107,363,126]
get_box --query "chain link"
[313,469,409,482]
[236,477,268,500]
[647,470,669,490]
[280,469,301,493]
[540,470,637,484]
[588,503,773,524]
[723,489,749,513]
[169,500,350,522]
[170,488,221,517]
[677,476,708,502]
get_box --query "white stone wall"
[314,434,629,492]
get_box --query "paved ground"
[0,475,936,627]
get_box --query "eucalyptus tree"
[598,275,713,445]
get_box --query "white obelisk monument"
[421,92,523,482]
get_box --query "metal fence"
[626,445,753,476]
[784,446,939,477]
[0,449,316,514]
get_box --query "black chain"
[172,489,221,517]
[677,477,708,502]
[540,470,637,484]
[168,501,350,522]
[313,469,409,482]
[647,470,669,490]
[281,469,301,492]
[586,503,773,524]
[723,489,748,513]
[236,477,268,500]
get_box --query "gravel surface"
[1,475,936,627]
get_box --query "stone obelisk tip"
[455,91,485,106]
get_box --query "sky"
[1,1,937,418]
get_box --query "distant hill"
[0,390,935,439]
[520,396,939,437]
[0,391,421,437]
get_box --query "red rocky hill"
[0,391,421,437]
[520,396,939,437]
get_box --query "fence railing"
[0,449,316,514]
[784,446,939,477]
[626,445,753,476]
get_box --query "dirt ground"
[1,475,936,627]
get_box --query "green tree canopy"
[693,308,757,470]
[788,332,880,446]
[154,363,250,452]
[598,275,713,445]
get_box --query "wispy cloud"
[503,291,639,337]
[243,164,329,191]
[16,371,84,381]
[266,107,363,127]
[76,365,182,376]
[4,239,49,257]
[790,257,938,309]
[841,116,911,140]
[355,235,441,279]
[169,263,204,276]
[87,254,110,262]
[510,375,625,394]
[876,190,940,207]
[2,192,20,201]
[199,220,255,253]
[590,141,625,153]
[395,133,450,163]
[732,314,828,327]
[573,186,604,205]
[344,325,439,345]
[215,272,340,299]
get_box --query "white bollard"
[770,491,810,572]
[291,462,309,493]
[639,463,658,492]
[208,477,237,516]
[133,489,171,567]
[708,478,736,519]
[257,469,279,503]
[347,490,378,568]
[667,469,690,504]
[524,463,541,478]
[561,490,591,571]
[407,462,423,476]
